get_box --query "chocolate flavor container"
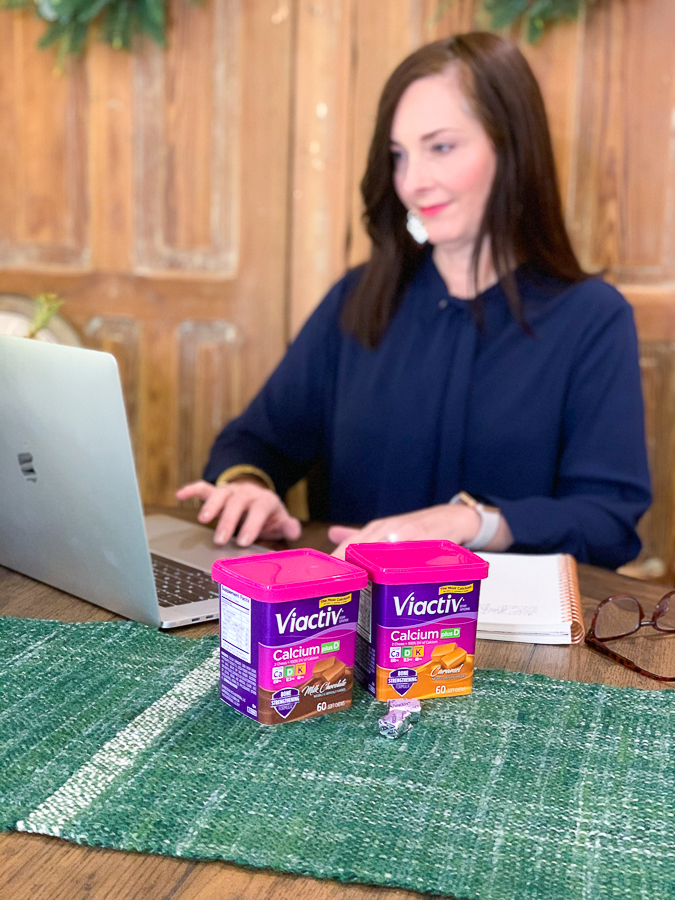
[212,549,367,724]
[345,541,489,701]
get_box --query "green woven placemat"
[1,616,674,900]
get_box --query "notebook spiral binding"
[558,554,584,643]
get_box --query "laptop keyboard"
[151,554,219,608]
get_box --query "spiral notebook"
[476,552,584,645]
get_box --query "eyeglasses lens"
[655,596,675,632]
[595,596,641,640]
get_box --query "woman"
[177,32,651,568]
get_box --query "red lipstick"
[418,202,449,218]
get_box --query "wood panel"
[346,0,429,269]
[635,341,675,582]
[177,319,242,488]
[289,0,354,337]
[627,287,675,342]
[579,0,675,577]
[571,0,675,278]
[84,315,141,454]
[133,0,240,272]
[626,293,675,580]
[86,42,134,271]
[0,0,294,507]
[140,319,180,501]
[0,13,88,266]
[519,20,582,209]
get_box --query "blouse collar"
[408,249,568,324]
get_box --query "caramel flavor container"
[345,541,489,701]
[212,549,367,724]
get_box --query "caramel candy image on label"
[430,642,466,671]
[431,642,457,660]
[440,646,467,671]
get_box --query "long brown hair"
[342,32,588,348]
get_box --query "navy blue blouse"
[204,254,651,568]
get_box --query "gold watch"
[449,491,501,550]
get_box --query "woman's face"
[390,67,497,254]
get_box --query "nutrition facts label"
[220,587,251,663]
[221,654,257,695]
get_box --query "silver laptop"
[0,334,264,628]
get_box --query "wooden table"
[1,522,673,900]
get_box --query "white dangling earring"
[406,210,428,244]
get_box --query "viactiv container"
[212,549,367,724]
[345,541,489,701]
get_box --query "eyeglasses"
[585,592,675,682]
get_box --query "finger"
[213,493,249,545]
[175,480,212,501]
[236,495,280,546]
[354,518,403,543]
[280,516,302,542]
[261,508,303,542]
[330,537,353,560]
[329,527,367,559]
[330,521,405,556]
[327,525,359,545]
[198,485,233,524]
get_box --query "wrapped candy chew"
[378,707,413,739]
[388,697,421,723]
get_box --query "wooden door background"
[1,0,674,577]
[0,0,293,507]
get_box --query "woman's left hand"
[328,504,483,559]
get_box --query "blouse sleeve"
[488,297,651,568]
[202,271,356,497]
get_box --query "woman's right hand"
[175,479,302,547]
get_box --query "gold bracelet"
[215,464,275,492]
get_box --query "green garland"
[482,0,598,43]
[436,0,599,43]
[0,0,171,61]
[0,0,597,62]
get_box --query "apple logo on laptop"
[18,452,37,482]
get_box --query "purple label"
[219,585,360,722]
[355,579,481,698]
[376,615,477,669]
[258,626,355,691]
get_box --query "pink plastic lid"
[344,540,489,585]
[212,548,367,603]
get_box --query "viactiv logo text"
[275,606,342,635]
[393,592,464,617]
